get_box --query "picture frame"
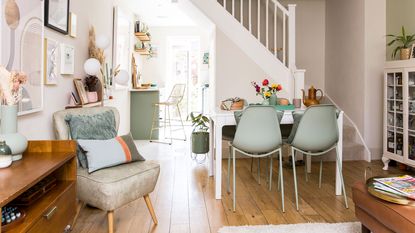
[411,44,415,59]
[69,12,77,38]
[44,38,59,85]
[73,79,88,105]
[60,43,75,75]
[45,0,70,34]
[1,0,44,115]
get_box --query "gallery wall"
[16,0,131,139]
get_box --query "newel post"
[288,4,296,70]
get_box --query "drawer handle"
[43,206,57,220]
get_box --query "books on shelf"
[374,175,415,199]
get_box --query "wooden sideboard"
[0,140,77,233]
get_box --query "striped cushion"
[78,133,145,173]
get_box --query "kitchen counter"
[130,88,159,92]
[130,89,160,140]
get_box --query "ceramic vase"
[0,105,28,161]
[269,94,278,106]
[0,140,12,168]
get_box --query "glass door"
[386,72,404,159]
[407,71,415,164]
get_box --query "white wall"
[281,0,326,91]
[17,0,131,139]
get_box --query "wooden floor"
[72,141,400,233]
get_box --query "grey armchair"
[228,106,285,212]
[53,107,160,233]
[288,105,348,211]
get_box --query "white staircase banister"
[288,4,296,70]
[273,0,289,16]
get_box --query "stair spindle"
[283,14,286,66]
[266,0,269,49]
[241,0,243,26]
[258,0,260,41]
[274,4,277,57]
[232,0,235,16]
[249,0,252,32]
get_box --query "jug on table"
[302,86,323,107]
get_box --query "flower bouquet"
[251,79,282,105]
[0,66,27,105]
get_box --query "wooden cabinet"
[383,60,415,170]
[0,141,77,233]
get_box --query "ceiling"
[127,0,196,27]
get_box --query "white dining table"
[208,107,344,200]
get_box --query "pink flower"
[255,85,260,93]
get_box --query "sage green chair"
[288,105,348,211]
[228,106,284,212]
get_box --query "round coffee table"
[366,176,415,206]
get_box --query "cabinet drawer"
[27,183,76,233]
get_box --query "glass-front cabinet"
[384,62,415,170]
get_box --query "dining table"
[208,106,344,200]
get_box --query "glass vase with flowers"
[251,79,282,105]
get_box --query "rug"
[218,222,361,233]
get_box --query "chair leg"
[277,164,281,192]
[304,154,308,182]
[279,149,285,212]
[167,106,173,145]
[107,211,114,233]
[319,159,323,188]
[335,146,349,209]
[176,104,187,141]
[233,148,236,212]
[144,194,158,224]
[250,157,254,172]
[257,158,261,184]
[149,104,158,141]
[269,155,273,191]
[227,145,231,194]
[291,147,299,211]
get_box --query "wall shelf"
[135,32,150,42]
[135,48,150,56]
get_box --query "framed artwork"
[44,38,59,85]
[73,79,88,105]
[411,44,415,59]
[45,0,70,34]
[60,43,74,74]
[69,12,77,38]
[203,52,209,64]
[0,0,44,115]
[113,6,131,72]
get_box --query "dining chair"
[228,106,284,212]
[288,105,348,211]
[150,84,187,144]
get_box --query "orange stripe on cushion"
[116,137,132,162]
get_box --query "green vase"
[262,99,270,105]
[269,94,278,106]
[192,132,209,154]
[0,105,28,161]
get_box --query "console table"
[0,140,77,233]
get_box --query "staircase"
[186,0,304,99]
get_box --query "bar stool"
[150,84,187,144]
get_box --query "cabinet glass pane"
[408,72,415,161]
[386,72,403,156]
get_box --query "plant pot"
[0,105,28,161]
[192,131,209,154]
[86,91,98,103]
[400,48,411,60]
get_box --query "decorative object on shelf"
[69,12,77,38]
[132,54,139,88]
[85,76,100,103]
[60,43,75,75]
[220,97,244,110]
[44,38,59,85]
[0,105,28,161]
[1,206,25,231]
[0,140,12,168]
[251,79,282,105]
[190,112,209,163]
[45,0,70,34]
[387,26,415,60]
[302,85,323,107]
[2,0,44,115]
[73,79,89,105]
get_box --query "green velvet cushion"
[65,110,117,168]
[78,133,145,173]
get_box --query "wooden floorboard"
[72,141,404,233]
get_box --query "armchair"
[53,107,160,233]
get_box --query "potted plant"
[190,112,210,154]
[84,76,100,103]
[387,26,415,60]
